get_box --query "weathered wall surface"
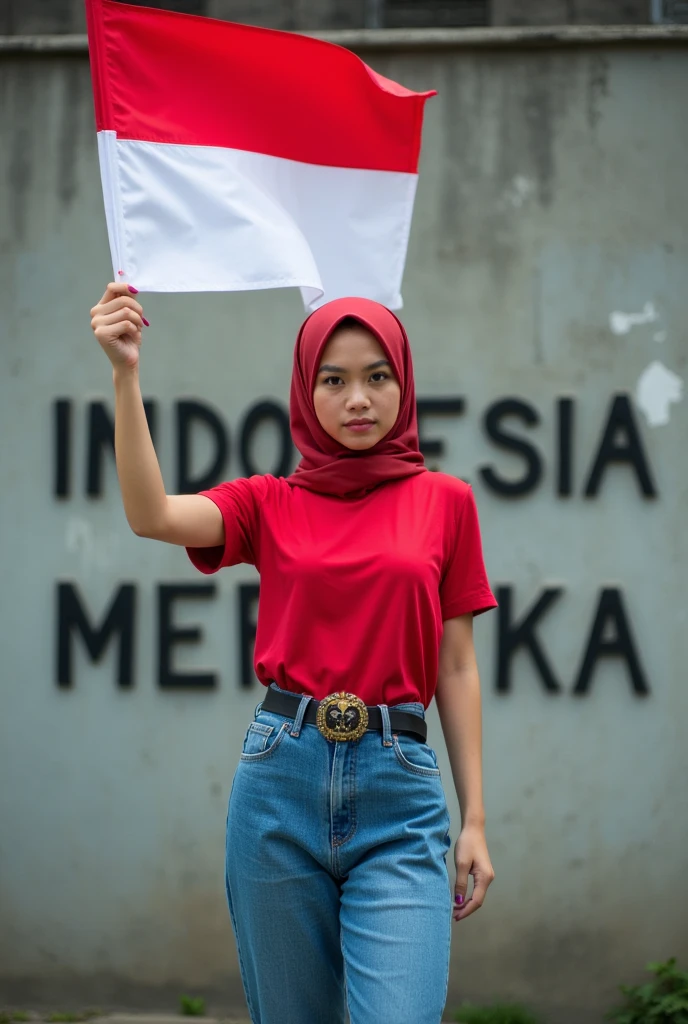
[0,0,665,34]
[1,33,687,1023]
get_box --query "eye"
[323,375,343,386]
[370,372,389,382]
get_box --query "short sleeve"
[439,487,498,621]
[186,475,269,574]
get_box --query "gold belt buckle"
[316,691,369,742]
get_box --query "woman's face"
[312,324,401,451]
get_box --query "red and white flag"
[85,0,435,310]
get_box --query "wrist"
[112,362,140,386]
[461,812,486,830]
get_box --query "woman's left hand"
[453,824,495,922]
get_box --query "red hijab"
[286,297,427,498]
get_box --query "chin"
[339,433,379,451]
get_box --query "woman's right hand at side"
[90,282,148,370]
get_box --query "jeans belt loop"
[290,694,313,738]
[379,704,393,747]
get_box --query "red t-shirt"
[187,472,497,708]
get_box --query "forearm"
[435,666,485,828]
[112,365,168,535]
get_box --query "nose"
[345,383,371,411]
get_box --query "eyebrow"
[318,359,391,374]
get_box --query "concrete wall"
[1,30,687,1023]
[0,0,664,34]
[493,0,651,25]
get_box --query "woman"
[90,282,497,1024]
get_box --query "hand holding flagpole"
[90,282,148,372]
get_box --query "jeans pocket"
[240,720,289,761]
[393,735,442,777]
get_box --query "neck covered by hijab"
[286,297,427,499]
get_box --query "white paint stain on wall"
[65,517,118,570]
[609,301,658,335]
[499,175,535,210]
[636,360,684,427]
[653,330,666,343]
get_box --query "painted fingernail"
[142,316,150,327]
[455,894,464,905]
[128,285,139,294]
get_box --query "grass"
[179,996,206,1017]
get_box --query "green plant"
[606,958,688,1023]
[179,995,205,1017]
[454,1004,540,1024]
[12,1015,31,1022]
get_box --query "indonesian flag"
[85,0,435,310]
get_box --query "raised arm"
[90,283,224,547]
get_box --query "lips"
[345,418,375,427]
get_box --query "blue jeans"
[225,684,452,1024]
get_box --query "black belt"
[262,687,427,743]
